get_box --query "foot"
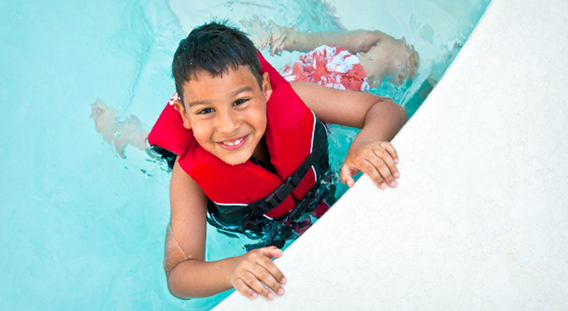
[90,99,149,158]
[359,36,420,87]
[382,37,420,85]
[407,44,419,81]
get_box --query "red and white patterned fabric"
[282,45,369,92]
[167,93,180,106]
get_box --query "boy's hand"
[341,140,400,189]
[229,246,287,300]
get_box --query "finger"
[380,141,400,166]
[340,163,358,188]
[242,272,275,300]
[234,278,259,299]
[258,246,283,260]
[252,262,285,296]
[367,157,397,188]
[360,159,387,189]
[372,147,399,184]
[256,254,286,286]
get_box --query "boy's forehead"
[182,65,262,105]
[186,65,257,82]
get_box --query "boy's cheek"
[191,129,209,146]
[251,111,268,135]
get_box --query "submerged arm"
[165,159,286,300]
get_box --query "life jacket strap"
[242,136,326,231]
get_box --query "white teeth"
[223,137,243,146]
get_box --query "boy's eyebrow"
[188,86,254,107]
[188,100,209,108]
[230,86,254,97]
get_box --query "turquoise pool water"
[0,0,489,309]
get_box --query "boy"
[149,22,407,300]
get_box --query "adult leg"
[240,17,388,55]
[241,17,418,87]
[282,28,390,55]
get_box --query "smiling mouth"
[218,135,248,150]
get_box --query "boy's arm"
[165,159,287,300]
[290,81,407,188]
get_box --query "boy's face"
[174,66,272,165]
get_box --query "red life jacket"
[148,52,323,220]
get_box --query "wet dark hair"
[172,21,263,106]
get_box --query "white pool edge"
[214,0,568,309]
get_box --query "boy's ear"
[261,72,273,102]
[173,99,192,130]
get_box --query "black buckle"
[242,177,296,231]
[278,176,296,202]
[242,216,260,231]
[241,148,319,231]
[242,200,269,231]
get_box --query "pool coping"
[213,0,568,309]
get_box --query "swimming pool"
[0,0,489,309]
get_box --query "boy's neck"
[251,136,270,165]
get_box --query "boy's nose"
[217,109,239,134]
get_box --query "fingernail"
[394,172,400,178]
[390,181,397,187]
[278,288,285,295]
[252,292,258,299]
[281,277,287,284]
[380,182,386,189]
[268,293,274,300]
[394,158,399,164]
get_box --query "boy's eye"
[234,98,249,106]
[197,108,213,114]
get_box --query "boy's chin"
[218,153,250,166]
[224,159,247,166]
